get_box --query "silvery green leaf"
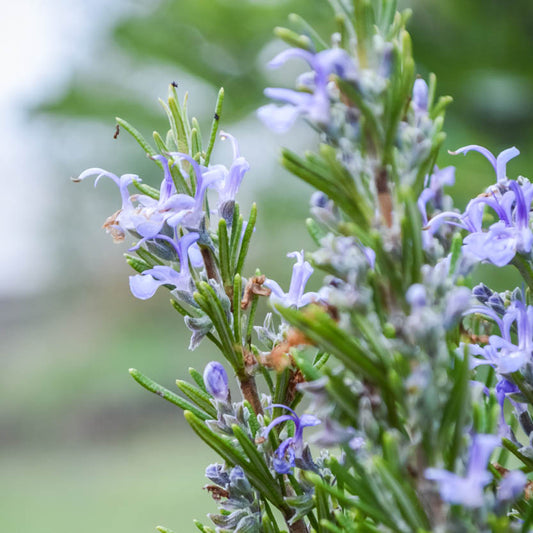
[209,510,248,529]
[284,493,314,524]
[184,314,214,350]
[235,515,262,533]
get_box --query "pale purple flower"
[425,434,499,508]
[461,179,533,265]
[124,134,247,237]
[466,299,533,375]
[129,232,200,299]
[204,361,229,402]
[72,168,139,242]
[425,146,533,266]
[258,47,357,133]
[362,246,376,269]
[497,470,527,502]
[450,145,519,184]
[165,153,226,229]
[418,166,456,226]
[129,154,198,239]
[494,378,526,436]
[151,154,176,201]
[264,251,319,309]
[73,158,218,241]
[217,131,250,205]
[262,404,321,474]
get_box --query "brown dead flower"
[241,274,271,309]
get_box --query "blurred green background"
[2,0,533,531]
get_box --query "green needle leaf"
[189,367,208,393]
[184,410,247,465]
[115,117,158,160]
[278,305,388,387]
[233,274,243,342]
[231,424,285,508]
[176,379,218,419]
[129,368,210,421]
[132,180,160,200]
[184,412,285,510]
[167,93,189,154]
[205,87,224,165]
[273,26,313,51]
[153,130,169,153]
[218,218,231,287]
[124,254,151,274]
[235,203,257,276]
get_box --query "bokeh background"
[2,1,533,531]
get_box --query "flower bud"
[412,78,428,113]
[487,293,505,315]
[406,284,427,309]
[472,283,493,304]
[203,361,229,401]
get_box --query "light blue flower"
[425,434,499,508]
[130,157,197,239]
[425,146,533,266]
[418,165,456,226]
[466,299,533,375]
[73,158,219,240]
[264,251,319,309]
[164,153,226,230]
[258,47,357,133]
[129,232,200,299]
[72,168,139,242]
[494,378,525,437]
[216,131,250,220]
[450,145,519,184]
[497,470,527,502]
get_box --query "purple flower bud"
[412,78,429,113]
[406,284,427,309]
[349,436,365,451]
[472,283,493,304]
[205,463,229,487]
[310,191,329,209]
[229,465,245,482]
[203,362,229,401]
[487,293,506,316]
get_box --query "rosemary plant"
[74,1,533,531]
